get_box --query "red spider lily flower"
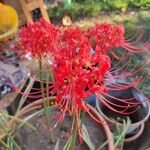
[87,23,125,52]
[87,23,150,53]
[52,35,110,100]
[59,27,82,51]
[46,26,149,141]
[19,19,60,59]
[49,33,111,139]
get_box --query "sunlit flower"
[19,19,59,58]
[47,30,111,138]
[87,23,124,52]
[87,23,150,53]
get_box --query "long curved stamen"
[125,31,144,44]
[101,91,148,105]
[110,49,128,61]
[86,107,106,124]
[96,93,140,115]
[110,63,145,79]
[110,56,132,74]
[122,40,150,53]
[100,94,137,109]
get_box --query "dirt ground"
[14,111,150,150]
[15,112,107,150]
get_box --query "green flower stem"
[80,110,85,127]
[70,110,81,150]
[39,57,45,102]
[39,57,55,143]
[46,65,55,143]
[70,122,77,150]
[46,66,50,102]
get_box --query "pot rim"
[96,97,150,127]
[124,122,145,143]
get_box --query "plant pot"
[96,84,150,142]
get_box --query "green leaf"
[8,133,21,150]
[17,77,35,111]
[81,123,95,150]
[0,110,9,127]
[0,139,9,149]
[17,107,45,129]
[97,140,108,150]
[113,117,131,149]
[3,114,36,131]
[63,137,72,150]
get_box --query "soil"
[0,108,150,150]
[15,110,107,150]
[15,108,150,150]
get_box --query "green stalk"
[70,110,81,150]
[39,57,48,116]
[70,122,77,150]
[80,110,85,128]
[39,57,55,143]
[46,67,50,103]
[39,57,45,102]
[46,64,55,143]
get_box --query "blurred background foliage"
[47,0,150,19]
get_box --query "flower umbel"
[19,19,59,59]
[87,23,125,52]
[87,23,150,53]
[49,30,110,138]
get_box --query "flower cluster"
[87,23,125,52]
[17,19,149,140]
[46,28,111,136]
[51,33,110,110]
[87,23,150,53]
[19,19,59,58]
